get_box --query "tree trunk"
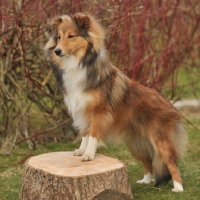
[21,151,133,200]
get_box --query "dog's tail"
[153,156,172,186]
[153,121,187,186]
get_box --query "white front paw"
[80,136,97,161]
[81,153,94,161]
[74,149,85,156]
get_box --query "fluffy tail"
[153,156,172,186]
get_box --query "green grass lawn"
[0,111,199,200]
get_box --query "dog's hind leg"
[167,161,183,192]
[153,139,183,192]
[126,138,155,184]
[136,161,154,184]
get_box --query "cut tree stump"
[21,151,133,200]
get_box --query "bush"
[0,0,200,151]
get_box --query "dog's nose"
[55,48,62,56]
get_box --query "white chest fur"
[61,56,92,132]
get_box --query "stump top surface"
[27,151,124,177]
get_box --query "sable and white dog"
[45,13,187,192]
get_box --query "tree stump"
[21,151,133,200]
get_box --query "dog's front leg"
[81,118,101,161]
[81,136,98,161]
[74,133,89,156]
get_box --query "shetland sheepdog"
[45,13,187,192]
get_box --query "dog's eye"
[57,35,61,40]
[68,35,74,38]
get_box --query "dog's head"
[45,13,105,63]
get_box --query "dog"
[44,13,187,192]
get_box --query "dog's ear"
[48,17,62,35]
[73,13,90,30]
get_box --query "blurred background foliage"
[0,0,200,153]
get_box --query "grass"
[0,109,200,200]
